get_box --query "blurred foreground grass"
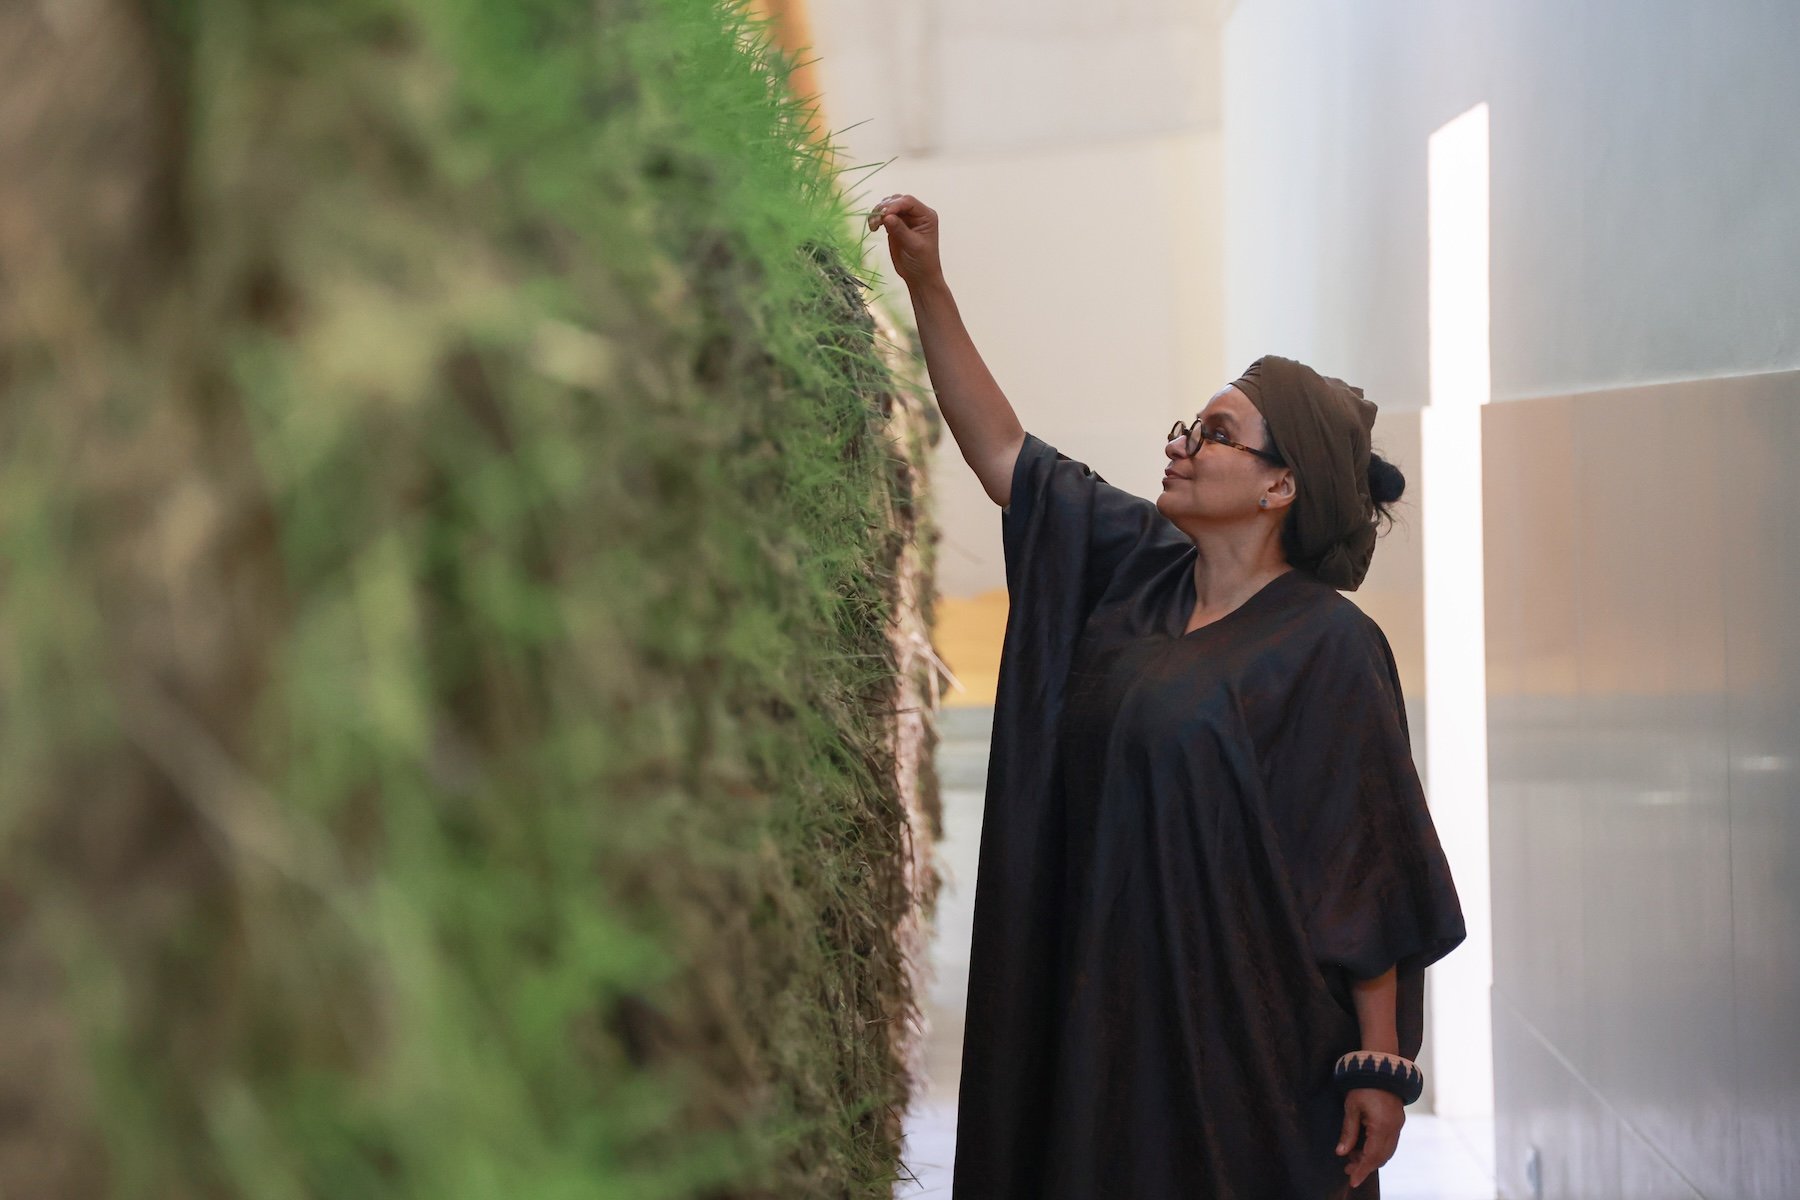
[0,0,940,1195]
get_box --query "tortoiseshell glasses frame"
[1167,415,1287,467]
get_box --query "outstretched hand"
[865,193,943,288]
[1337,1087,1404,1189]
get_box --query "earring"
[1259,498,1268,508]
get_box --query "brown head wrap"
[1229,355,1380,592]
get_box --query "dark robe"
[951,433,1467,1200]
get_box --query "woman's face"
[1155,385,1291,524]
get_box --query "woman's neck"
[1187,538,1291,615]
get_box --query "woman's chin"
[1157,488,1208,524]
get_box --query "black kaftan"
[952,433,1467,1200]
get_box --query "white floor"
[896,1100,1498,1199]
[899,707,1501,1199]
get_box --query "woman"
[869,194,1468,1200]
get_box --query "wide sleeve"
[1269,614,1468,1061]
[1000,431,1171,622]
[959,433,1184,1178]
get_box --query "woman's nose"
[1165,436,1187,461]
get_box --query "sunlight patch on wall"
[1423,100,1496,1122]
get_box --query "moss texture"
[0,0,942,1195]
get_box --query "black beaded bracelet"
[1332,1050,1424,1105]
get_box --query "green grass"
[0,0,939,1195]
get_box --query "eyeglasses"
[1168,416,1286,466]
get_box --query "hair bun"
[1367,453,1405,506]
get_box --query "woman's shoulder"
[1280,573,1397,661]
[1010,429,1186,553]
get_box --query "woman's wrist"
[905,273,952,303]
[1333,1050,1424,1105]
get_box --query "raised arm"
[870,195,1026,508]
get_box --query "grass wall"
[0,0,943,1195]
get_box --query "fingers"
[1344,1117,1401,1188]
[866,193,930,231]
[866,194,902,231]
[1346,1134,1384,1188]
[1338,1090,1404,1189]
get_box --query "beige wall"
[805,1,1233,607]
[805,0,1229,163]
[872,132,1228,599]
